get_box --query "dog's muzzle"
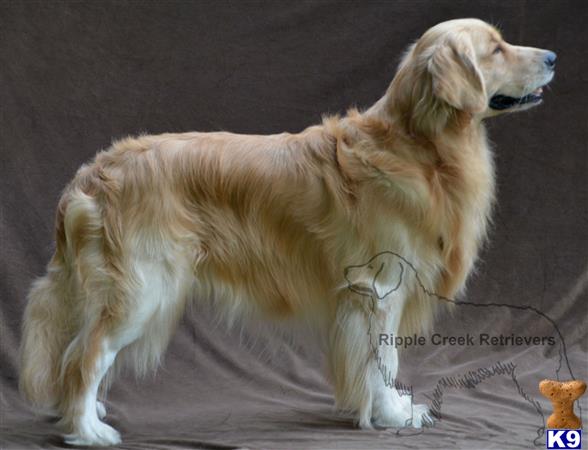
[489,87,545,110]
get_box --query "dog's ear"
[372,260,404,300]
[428,32,487,114]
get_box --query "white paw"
[407,403,435,428]
[372,413,408,428]
[372,403,435,429]
[372,403,411,428]
[64,419,121,447]
[96,400,107,419]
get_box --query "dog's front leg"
[329,292,434,429]
[372,292,435,429]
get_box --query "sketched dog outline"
[343,251,578,443]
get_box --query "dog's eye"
[493,45,503,55]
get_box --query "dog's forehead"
[472,25,503,49]
[417,19,501,54]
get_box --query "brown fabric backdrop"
[1,1,587,449]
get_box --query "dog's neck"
[368,91,482,136]
[360,92,487,166]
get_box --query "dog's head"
[344,252,405,300]
[390,19,556,134]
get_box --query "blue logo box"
[546,429,582,449]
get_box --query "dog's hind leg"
[59,257,189,447]
[60,328,122,447]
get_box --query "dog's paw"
[372,413,408,428]
[371,405,411,428]
[372,403,435,429]
[64,419,121,447]
[406,403,435,428]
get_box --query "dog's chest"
[366,136,495,294]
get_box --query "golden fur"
[20,18,555,445]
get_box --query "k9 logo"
[546,429,582,449]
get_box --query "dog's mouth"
[489,86,545,111]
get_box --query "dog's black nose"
[544,51,557,69]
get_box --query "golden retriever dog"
[20,18,556,446]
